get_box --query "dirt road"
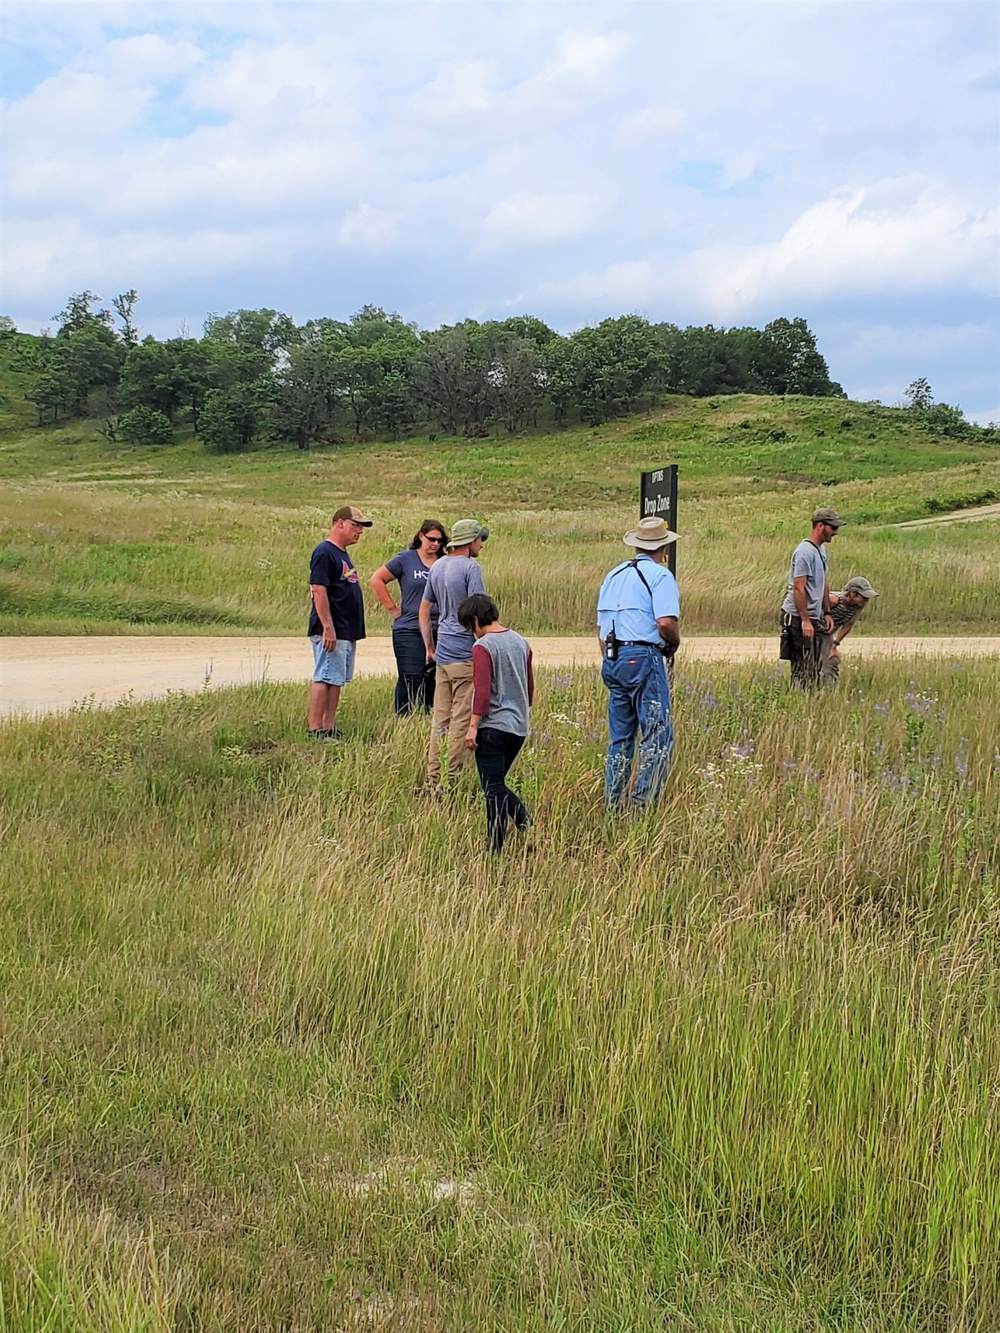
[2,636,999,719]
[894,502,1000,528]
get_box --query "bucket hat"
[447,519,489,549]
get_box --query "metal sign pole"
[640,465,679,573]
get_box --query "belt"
[619,640,662,648]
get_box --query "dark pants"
[474,727,529,853]
[392,626,436,716]
[787,616,833,690]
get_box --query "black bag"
[779,625,793,661]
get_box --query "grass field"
[2,395,1000,636]
[3,393,999,1328]
[1,657,998,1330]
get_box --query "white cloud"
[103,33,203,84]
[181,36,358,130]
[1,1,997,413]
[405,27,630,134]
[543,177,999,319]
[480,191,609,249]
[338,204,397,251]
[617,103,686,145]
[699,176,999,311]
[0,212,309,311]
[967,408,1000,426]
[3,67,153,143]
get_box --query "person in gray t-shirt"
[780,507,844,688]
[418,518,489,789]
[459,593,534,853]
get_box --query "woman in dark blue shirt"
[370,519,449,715]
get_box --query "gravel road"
[2,636,999,718]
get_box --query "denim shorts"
[310,636,356,686]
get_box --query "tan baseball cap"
[332,505,373,527]
[811,507,844,527]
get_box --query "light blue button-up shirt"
[597,556,680,642]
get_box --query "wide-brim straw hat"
[623,517,680,550]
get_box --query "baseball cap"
[811,507,845,527]
[332,505,373,527]
[843,576,877,599]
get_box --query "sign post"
[640,465,678,573]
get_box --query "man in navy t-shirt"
[307,505,372,739]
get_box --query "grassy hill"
[2,377,999,1327]
[2,391,1000,636]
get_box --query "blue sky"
[2,1,998,418]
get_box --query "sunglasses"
[425,534,445,542]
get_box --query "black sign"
[640,464,678,573]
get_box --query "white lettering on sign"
[651,469,664,482]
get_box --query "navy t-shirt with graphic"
[385,549,438,631]
[308,541,366,641]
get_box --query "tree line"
[3,292,847,451]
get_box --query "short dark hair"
[457,593,499,631]
[409,518,449,550]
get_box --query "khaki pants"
[428,660,475,784]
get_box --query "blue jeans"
[392,626,436,715]
[601,645,674,811]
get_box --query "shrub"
[198,387,259,453]
[924,488,999,514]
[118,406,173,447]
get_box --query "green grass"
[2,395,1000,635]
[1,659,998,1329]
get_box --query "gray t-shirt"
[422,555,486,665]
[385,549,437,631]
[472,630,532,737]
[781,539,828,620]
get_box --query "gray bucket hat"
[447,518,489,549]
[844,576,878,598]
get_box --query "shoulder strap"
[628,558,654,597]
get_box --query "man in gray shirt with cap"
[824,576,878,682]
[780,506,843,688]
[419,517,490,790]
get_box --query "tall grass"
[2,396,1000,635]
[1,657,997,1328]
